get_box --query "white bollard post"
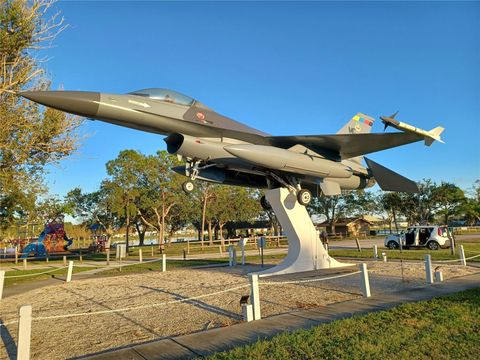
[162,254,166,272]
[63,255,67,266]
[249,274,261,320]
[66,261,74,283]
[241,240,246,266]
[17,304,32,360]
[459,245,466,266]
[233,247,237,266]
[373,245,378,259]
[228,246,234,267]
[382,252,387,263]
[23,258,27,270]
[15,246,18,264]
[139,249,143,263]
[0,270,4,300]
[359,263,371,298]
[242,303,254,322]
[425,254,433,284]
[106,249,110,266]
[434,271,443,282]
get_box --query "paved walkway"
[80,272,480,360]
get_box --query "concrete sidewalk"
[80,272,480,360]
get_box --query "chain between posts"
[259,271,362,286]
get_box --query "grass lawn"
[207,287,480,360]
[97,258,231,275]
[3,266,98,287]
[330,240,480,263]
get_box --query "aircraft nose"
[20,91,100,117]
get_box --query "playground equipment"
[88,223,109,252]
[21,216,72,258]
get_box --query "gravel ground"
[0,259,477,360]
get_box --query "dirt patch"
[0,260,477,359]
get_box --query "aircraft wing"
[267,132,423,160]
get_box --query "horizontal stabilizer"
[365,158,419,193]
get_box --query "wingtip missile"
[379,113,445,146]
[380,112,400,131]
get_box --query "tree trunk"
[157,233,163,253]
[125,200,130,252]
[219,223,225,249]
[393,208,399,233]
[160,191,165,249]
[201,195,207,248]
[208,220,214,246]
[135,222,146,246]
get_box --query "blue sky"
[43,1,479,196]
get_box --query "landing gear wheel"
[260,195,272,210]
[297,189,312,206]
[182,181,195,194]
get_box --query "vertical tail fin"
[338,113,375,164]
[336,113,375,135]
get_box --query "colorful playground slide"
[21,221,72,258]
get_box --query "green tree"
[380,192,402,232]
[135,151,192,249]
[309,192,356,234]
[459,180,480,225]
[192,182,215,247]
[208,186,261,247]
[65,186,118,241]
[104,150,145,250]
[0,0,82,229]
[432,182,466,225]
[396,179,438,225]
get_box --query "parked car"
[384,225,450,250]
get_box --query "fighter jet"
[19,88,444,207]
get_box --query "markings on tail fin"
[337,112,375,135]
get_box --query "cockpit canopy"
[128,88,195,106]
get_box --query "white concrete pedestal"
[256,188,352,277]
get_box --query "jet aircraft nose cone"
[20,91,101,117]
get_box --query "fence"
[2,244,480,359]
